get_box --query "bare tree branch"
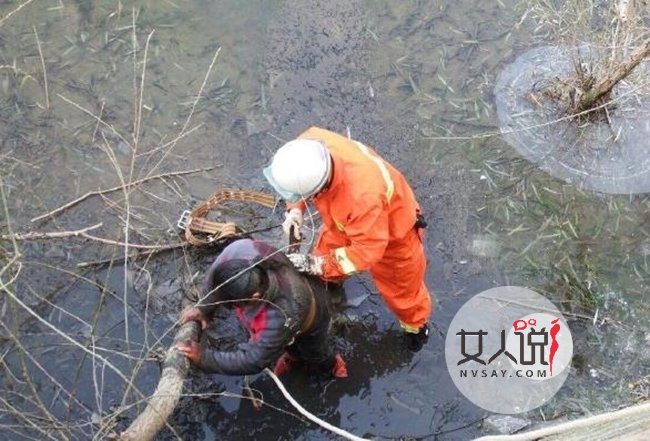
[31,166,218,223]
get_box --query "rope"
[264,368,370,441]
[182,189,277,245]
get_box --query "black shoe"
[405,324,429,352]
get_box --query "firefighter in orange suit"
[263,127,433,351]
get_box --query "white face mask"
[263,165,304,202]
[283,192,303,203]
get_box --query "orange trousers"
[315,227,433,331]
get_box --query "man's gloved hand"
[405,324,429,352]
[287,253,324,276]
[282,208,303,240]
[176,339,202,364]
[179,306,210,330]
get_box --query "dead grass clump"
[523,0,650,117]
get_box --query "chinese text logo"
[445,287,573,413]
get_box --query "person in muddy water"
[264,126,433,352]
[176,238,348,378]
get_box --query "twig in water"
[0,320,92,416]
[575,39,650,112]
[2,268,68,441]
[30,166,218,222]
[0,395,58,441]
[1,223,103,241]
[424,79,650,141]
[141,48,221,179]
[57,93,132,150]
[76,242,189,268]
[83,233,185,250]
[0,266,152,413]
[131,7,138,145]
[120,19,156,400]
[0,0,35,28]
[1,223,185,250]
[92,100,105,144]
[33,26,49,109]
[133,29,154,148]
[243,376,263,410]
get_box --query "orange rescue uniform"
[287,127,433,331]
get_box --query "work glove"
[282,208,303,240]
[404,324,429,352]
[287,253,324,276]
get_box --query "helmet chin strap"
[304,155,334,199]
[322,157,334,191]
[310,156,334,197]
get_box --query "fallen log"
[120,322,200,441]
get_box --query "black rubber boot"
[405,324,429,352]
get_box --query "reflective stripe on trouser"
[369,228,432,331]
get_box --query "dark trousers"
[286,286,335,373]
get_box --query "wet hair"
[206,259,269,303]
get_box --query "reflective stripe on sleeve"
[353,141,395,202]
[334,247,357,275]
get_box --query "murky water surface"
[0,1,648,440]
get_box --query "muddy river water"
[0,1,648,440]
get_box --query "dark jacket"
[196,239,330,375]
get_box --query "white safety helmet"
[263,139,332,202]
